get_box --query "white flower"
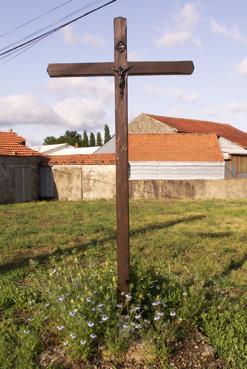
[80,339,86,345]
[122,324,129,329]
[157,311,164,317]
[86,297,92,303]
[45,303,50,308]
[154,315,160,321]
[51,268,57,274]
[63,341,68,346]
[92,307,96,312]
[135,306,141,311]
[90,333,97,339]
[125,294,132,300]
[23,329,30,334]
[57,325,64,331]
[101,315,108,322]
[116,303,123,308]
[97,303,104,308]
[69,311,76,317]
[70,333,77,340]
[135,314,141,319]
[152,301,161,306]
[170,311,176,317]
[135,324,142,329]
[87,321,94,328]
[58,295,65,302]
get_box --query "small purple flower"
[87,321,94,328]
[90,333,97,339]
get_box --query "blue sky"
[0,0,247,145]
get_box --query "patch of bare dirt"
[169,328,225,369]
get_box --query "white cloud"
[0,94,107,130]
[210,19,247,43]
[54,97,105,129]
[47,77,114,102]
[144,85,199,102]
[228,101,247,113]
[62,26,108,48]
[0,95,61,126]
[236,57,247,75]
[154,3,201,47]
[173,88,199,102]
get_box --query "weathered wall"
[82,165,115,200]
[0,156,40,204]
[50,165,115,201]
[47,165,247,201]
[52,165,82,201]
[129,179,247,200]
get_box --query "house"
[32,143,100,156]
[96,113,247,178]
[0,131,41,204]
[40,132,225,201]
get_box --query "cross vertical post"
[114,17,130,295]
[47,16,194,297]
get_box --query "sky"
[0,0,247,145]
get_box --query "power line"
[0,0,74,38]
[0,0,107,53]
[0,0,117,64]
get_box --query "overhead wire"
[0,0,117,64]
[0,0,108,53]
[0,0,74,38]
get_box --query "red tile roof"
[0,131,41,157]
[43,153,115,166]
[147,114,247,148]
[44,133,223,165]
[129,133,223,162]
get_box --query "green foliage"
[82,129,89,147]
[89,132,96,147]
[43,130,83,147]
[104,124,111,144]
[202,296,247,369]
[0,200,247,367]
[96,131,102,146]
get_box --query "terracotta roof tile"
[0,131,41,157]
[44,133,223,165]
[147,114,247,148]
[43,153,116,166]
[129,133,223,162]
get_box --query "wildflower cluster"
[31,254,187,363]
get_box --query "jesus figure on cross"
[47,17,194,295]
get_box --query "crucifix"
[47,17,194,295]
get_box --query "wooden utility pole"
[47,17,194,295]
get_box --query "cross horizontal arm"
[47,61,194,78]
[128,61,194,76]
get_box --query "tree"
[82,130,89,147]
[96,132,102,146]
[89,132,96,147]
[43,136,58,145]
[62,130,82,146]
[43,130,82,146]
[104,124,111,144]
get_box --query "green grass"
[0,199,247,368]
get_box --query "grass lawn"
[0,199,246,369]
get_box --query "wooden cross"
[47,17,194,295]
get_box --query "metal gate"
[14,167,31,202]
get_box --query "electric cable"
[0,0,117,64]
[0,0,74,38]
[0,0,107,53]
